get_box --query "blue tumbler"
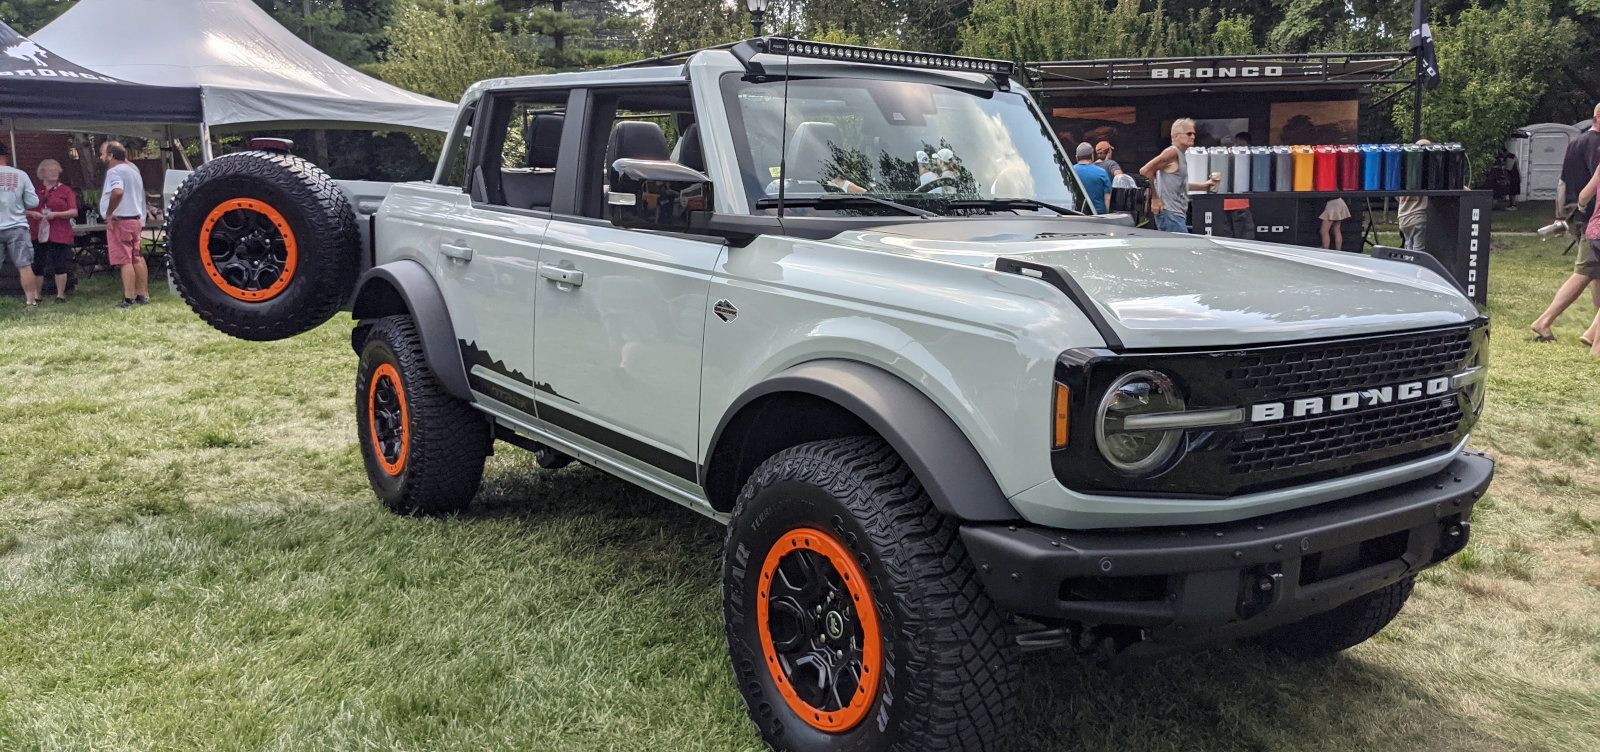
[1381,144,1402,190]
[1250,146,1272,192]
[1361,145,1382,190]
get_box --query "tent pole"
[199,122,214,162]
[7,121,16,164]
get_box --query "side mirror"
[607,158,713,232]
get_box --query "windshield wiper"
[943,198,1084,217]
[756,194,937,218]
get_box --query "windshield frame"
[716,72,1091,218]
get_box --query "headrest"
[606,121,670,173]
[525,114,564,169]
[785,122,843,184]
[672,123,704,172]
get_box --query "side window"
[469,89,570,211]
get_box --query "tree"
[958,0,1254,63]
[0,0,74,34]
[1393,0,1578,170]
[253,0,398,66]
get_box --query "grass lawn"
[2,241,1598,752]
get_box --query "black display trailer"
[1026,53,1489,306]
[1189,190,1491,305]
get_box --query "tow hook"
[1435,519,1470,559]
[1237,568,1284,619]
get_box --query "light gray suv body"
[164,38,1494,752]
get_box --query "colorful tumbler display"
[1313,146,1339,191]
[1186,146,1209,192]
[1338,145,1360,190]
[1423,143,1449,190]
[1443,143,1466,190]
[1361,145,1382,190]
[1402,144,1425,190]
[1292,146,1315,191]
[1382,144,1402,190]
[1274,146,1294,191]
[1208,147,1231,192]
[1231,146,1251,193]
[1250,146,1273,192]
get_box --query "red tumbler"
[1313,146,1339,191]
[1338,146,1360,189]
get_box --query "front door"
[532,218,724,490]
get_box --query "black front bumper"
[962,451,1494,650]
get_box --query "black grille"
[1226,327,1474,403]
[1230,395,1462,476]
[1053,321,1488,498]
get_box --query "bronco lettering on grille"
[1248,376,1453,423]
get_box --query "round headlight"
[1095,370,1186,473]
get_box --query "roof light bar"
[733,37,1015,88]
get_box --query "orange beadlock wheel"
[755,526,882,733]
[198,198,298,302]
[366,362,409,476]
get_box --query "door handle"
[538,262,584,288]
[441,242,474,263]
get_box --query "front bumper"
[962,451,1493,650]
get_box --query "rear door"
[530,85,724,501]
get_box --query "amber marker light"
[1053,383,1070,449]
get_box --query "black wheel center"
[209,209,288,290]
[371,375,404,464]
[766,549,867,712]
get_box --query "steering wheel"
[915,176,959,193]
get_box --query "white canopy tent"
[35,0,457,159]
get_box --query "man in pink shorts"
[100,140,148,307]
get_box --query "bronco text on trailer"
[160,37,1493,752]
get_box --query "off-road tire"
[722,436,1019,752]
[167,150,361,341]
[356,316,491,515]
[1253,576,1415,658]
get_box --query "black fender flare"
[707,359,1018,522]
[350,260,472,401]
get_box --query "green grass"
[2,243,1598,752]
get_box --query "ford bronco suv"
[162,38,1493,752]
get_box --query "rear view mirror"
[608,158,713,233]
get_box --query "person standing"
[99,140,148,307]
[1093,141,1123,180]
[26,159,78,303]
[1396,139,1433,253]
[1072,142,1111,214]
[1139,118,1217,234]
[1533,110,1600,341]
[1532,161,1600,344]
[0,142,42,306]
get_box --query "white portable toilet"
[1509,123,1579,200]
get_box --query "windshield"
[721,74,1088,216]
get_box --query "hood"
[838,219,1481,349]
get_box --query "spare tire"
[166,151,361,341]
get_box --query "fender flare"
[350,260,472,401]
[707,359,1018,522]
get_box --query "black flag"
[1410,0,1441,90]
